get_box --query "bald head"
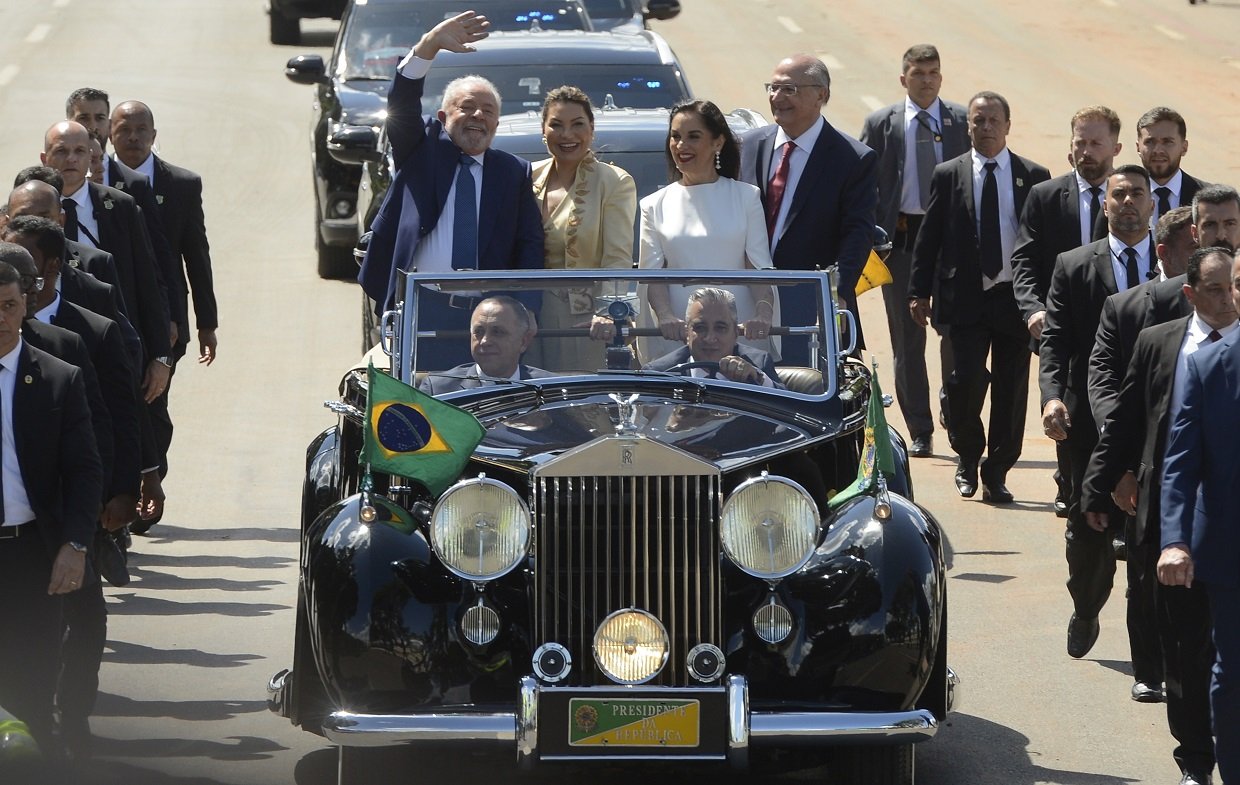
[767,54,830,138]
[7,181,63,223]
[111,100,157,170]
[40,121,92,195]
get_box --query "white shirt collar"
[904,97,942,125]
[66,180,92,208]
[34,291,61,324]
[1075,171,1105,195]
[774,114,825,152]
[133,152,156,181]
[1189,313,1239,343]
[472,363,519,382]
[1108,233,1150,258]
[1153,168,1184,194]
[971,146,1012,172]
[0,337,23,374]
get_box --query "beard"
[1075,158,1109,183]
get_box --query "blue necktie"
[452,154,478,270]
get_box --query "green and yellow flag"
[829,362,897,508]
[360,362,486,496]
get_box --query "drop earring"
[714,150,721,171]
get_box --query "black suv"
[268,0,346,46]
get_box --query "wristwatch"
[67,541,89,554]
[154,356,172,367]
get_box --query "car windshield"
[419,65,687,113]
[389,270,844,400]
[341,2,591,80]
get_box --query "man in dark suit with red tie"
[1040,164,1156,660]
[1083,246,1236,785]
[0,258,102,761]
[357,10,543,369]
[739,53,878,362]
[860,44,970,457]
[908,91,1050,503]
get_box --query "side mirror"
[285,54,327,85]
[327,124,382,165]
[644,0,682,21]
[872,225,894,263]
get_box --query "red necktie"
[765,141,796,240]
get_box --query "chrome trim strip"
[726,674,749,768]
[516,676,538,767]
[323,711,517,746]
[749,709,938,745]
[946,667,961,713]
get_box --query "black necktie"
[62,198,79,242]
[1123,247,1139,290]
[1155,186,1173,219]
[1208,330,1222,344]
[1088,186,1103,241]
[914,110,937,210]
[980,161,1002,279]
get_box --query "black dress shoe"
[1053,498,1069,518]
[59,715,93,762]
[1130,681,1164,703]
[982,483,1014,504]
[909,434,932,458]
[1179,772,1212,785]
[955,463,978,498]
[1067,614,1100,659]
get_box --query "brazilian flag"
[828,362,897,508]
[360,362,485,496]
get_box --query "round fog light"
[461,602,500,645]
[753,598,793,644]
[686,643,725,682]
[594,609,668,685]
[533,643,572,683]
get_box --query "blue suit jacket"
[1161,332,1240,588]
[358,71,544,308]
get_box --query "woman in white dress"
[637,99,777,362]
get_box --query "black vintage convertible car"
[268,268,957,784]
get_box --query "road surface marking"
[1154,24,1185,41]
[777,16,803,34]
[861,95,884,112]
[0,65,18,87]
[26,24,52,43]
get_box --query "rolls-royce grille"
[533,472,722,686]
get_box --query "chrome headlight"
[594,609,669,685]
[720,473,820,580]
[431,477,531,581]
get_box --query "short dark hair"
[4,215,65,263]
[666,100,740,181]
[1109,163,1150,189]
[1136,106,1186,138]
[476,295,532,332]
[1192,184,1240,224]
[66,87,109,115]
[1071,105,1122,137]
[968,91,1010,122]
[901,44,940,72]
[1186,246,1232,287]
[13,166,63,192]
[0,261,20,289]
[1155,205,1193,246]
[541,85,594,126]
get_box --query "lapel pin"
[102,198,114,210]
[68,258,80,268]
[1016,178,1024,187]
[155,195,165,205]
[943,116,953,126]
[24,375,32,384]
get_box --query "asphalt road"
[1,0,1237,782]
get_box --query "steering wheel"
[665,360,721,376]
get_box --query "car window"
[422,65,687,113]
[341,2,591,80]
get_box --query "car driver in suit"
[357,10,543,370]
[908,91,1050,504]
[1159,246,1240,785]
[645,288,784,388]
[418,296,550,394]
[860,43,969,458]
[739,54,878,363]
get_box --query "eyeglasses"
[764,83,821,97]
[19,275,44,294]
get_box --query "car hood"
[466,389,839,474]
[338,79,390,127]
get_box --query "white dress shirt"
[765,114,825,246]
[472,364,522,384]
[1075,172,1106,247]
[971,147,1018,289]
[131,152,157,183]
[64,182,101,250]
[899,97,944,215]
[1168,315,1240,440]
[1107,234,1153,291]
[0,338,36,527]
[33,291,62,325]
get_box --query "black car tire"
[269,8,301,45]
[833,743,914,785]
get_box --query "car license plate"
[568,698,700,747]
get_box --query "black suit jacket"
[1012,172,1108,321]
[909,150,1051,323]
[11,340,104,557]
[107,156,184,326]
[152,155,218,342]
[1039,238,1128,430]
[1149,273,1192,324]
[64,239,121,296]
[59,264,143,375]
[87,182,171,359]
[644,345,784,388]
[1174,171,1208,212]
[1082,316,1191,545]
[859,98,970,236]
[51,301,139,500]
[418,363,552,395]
[739,119,878,311]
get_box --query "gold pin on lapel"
[155,195,165,205]
[24,375,32,384]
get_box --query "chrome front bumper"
[319,675,945,764]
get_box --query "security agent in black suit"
[909,92,1050,503]
[111,100,220,366]
[0,260,103,759]
[418,296,552,395]
[643,288,785,388]
[1135,106,1208,228]
[1040,164,1156,659]
[859,44,969,456]
[1082,247,1236,785]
